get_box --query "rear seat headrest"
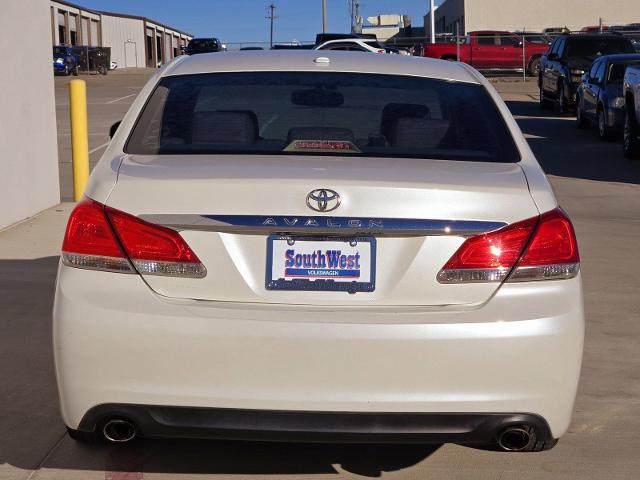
[389,117,450,149]
[380,103,431,140]
[191,110,258,145]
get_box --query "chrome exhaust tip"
[497,426,533,452]
[102,419,136,443]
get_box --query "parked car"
[52,46,79,76]
[271,44,315,50]
[610,24,640,52]
[315,32,377,45]
[539,34,636,113]
[184,38,223,55]
[576,54,640,139]
[56,51,583,452]
[581,26,609,33]
[422,31,550,76]
[543,27,570,36]
[623,64,640,158]
[516,31,553,46]
[314,38,388,53]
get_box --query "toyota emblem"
[306,189,341,212]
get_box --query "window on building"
[69,14,78,45]
[81,17,89,45]
[90,20,99,46]
[156,35,163,64]
[58,11,66,44]
[146,34,154,67]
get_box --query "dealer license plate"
[266,236,376,293]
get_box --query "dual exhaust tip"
[99,418,536,451]
[102,419,136,443]
[497,426,534,452]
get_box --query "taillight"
[507,208,579,282]
[437,208,579,284]
[62,198,133,273]
[62,198,206,278]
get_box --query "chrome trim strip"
[138,215,506,237]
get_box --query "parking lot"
[0,70,639,479]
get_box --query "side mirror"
[514,41,523,48]
[547,53,558,61]
[109,121,121,139]
[581,73,589,84]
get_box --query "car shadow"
[0,256,439,477]
[506,100,640,184]
[55,440,441,477]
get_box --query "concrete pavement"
[1,74,639,480]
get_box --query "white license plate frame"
[266,235,376,293]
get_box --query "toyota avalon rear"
[53,52,583,451]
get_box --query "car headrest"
[380,103,431,140]
[287,127,355,143]
[388,117,450,149]
[191,111,258,145]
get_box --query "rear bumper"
[78,404,553,444]
[53,264,584,440]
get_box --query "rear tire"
[557,84,568,115]
[624,109,640,160]
[597,107,613,141]
[540,88,553,110]
[528,57,541,77]
[576,98,588,129]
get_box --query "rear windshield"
[126,72,520,163]
[565,38,634,58]
[609,61,640,82]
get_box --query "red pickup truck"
[422,31,550,76]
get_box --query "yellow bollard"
[69,79,90,202]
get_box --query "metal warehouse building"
[425,0,640,34]
[50,0,193,68]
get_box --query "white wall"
[432,0,640,33]
[0,0,59,230]
[100,15,145,68]
[425,0,464,35]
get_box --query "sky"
[77,0,443,45]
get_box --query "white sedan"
[54,51,583,451]
[314,38,391,53]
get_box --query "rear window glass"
[565,38,634,58]
[126,72,520,163]
[609,61,640,82]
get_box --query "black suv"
[539,34,635,113]
[184,38,222,55]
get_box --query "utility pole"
[349,1,361,34]
[430,0,436,44]
[350,1,355,33]
[322,0,327,33]
[266,3,277,48]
